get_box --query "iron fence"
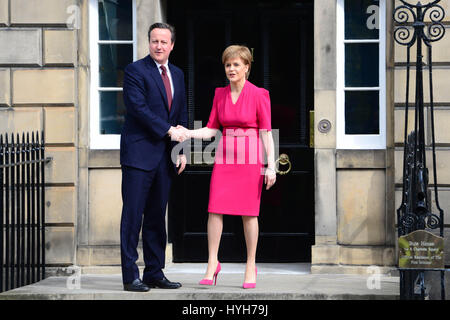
[0,132,49,293]
[394,0,446,300]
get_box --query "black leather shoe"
[123,279,150,292]
[145,276,182,289]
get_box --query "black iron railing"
[0,132,49,293]
[394,0,446,300]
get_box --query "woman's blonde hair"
[222,45,252,79]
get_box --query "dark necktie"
[160,65,172,111]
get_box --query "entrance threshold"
[164,263,311,275]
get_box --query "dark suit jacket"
[120,55,188,172]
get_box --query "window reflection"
[99,0,132,41]
[100,91,126,135]
[344,0,379,40]
[99,43,133,87]
[345,43,378,87]
[345,91,379,135]
[97,0,134,136]
[343,0,381,137]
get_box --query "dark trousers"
[120,151,173,284]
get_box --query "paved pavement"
[0,263,400,300]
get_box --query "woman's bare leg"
[242,215,259,283]
[203,212,223,279]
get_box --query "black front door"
[168,0,315,262]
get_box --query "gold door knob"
[275,153,292,175]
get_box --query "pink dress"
[206,81,272,216]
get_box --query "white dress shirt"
[153,60,174,99]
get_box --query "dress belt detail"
[223,127,259,137]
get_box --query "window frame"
[89,0,137,150]
[336,0,386,149]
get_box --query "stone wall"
[0,0,78,266]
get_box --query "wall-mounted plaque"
[398,230,444,269]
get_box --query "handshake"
[168,125,191,142]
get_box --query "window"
[337,0,386,149]
[89,0,137,149]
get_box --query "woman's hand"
[180,125,218,140]
[175,125,191,140]
[265,167,276,190]
[169,126,189,142]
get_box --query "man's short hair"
[148,22,176,43]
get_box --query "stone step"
[0,263,400,300]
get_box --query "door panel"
[168,0,314,262]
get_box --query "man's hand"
[168,126,189,142]
[176,154,187,175]
[176,125,190,139]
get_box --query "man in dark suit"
[120,22,188,292]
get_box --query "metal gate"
[0,132,48,293]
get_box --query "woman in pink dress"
[183,45,276,288]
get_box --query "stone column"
[310,0,339,271]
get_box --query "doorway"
[168,0,315,262]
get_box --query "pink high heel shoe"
[199,261,221,286]
[243,267,257,289]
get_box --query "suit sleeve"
[123,64,171,140]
